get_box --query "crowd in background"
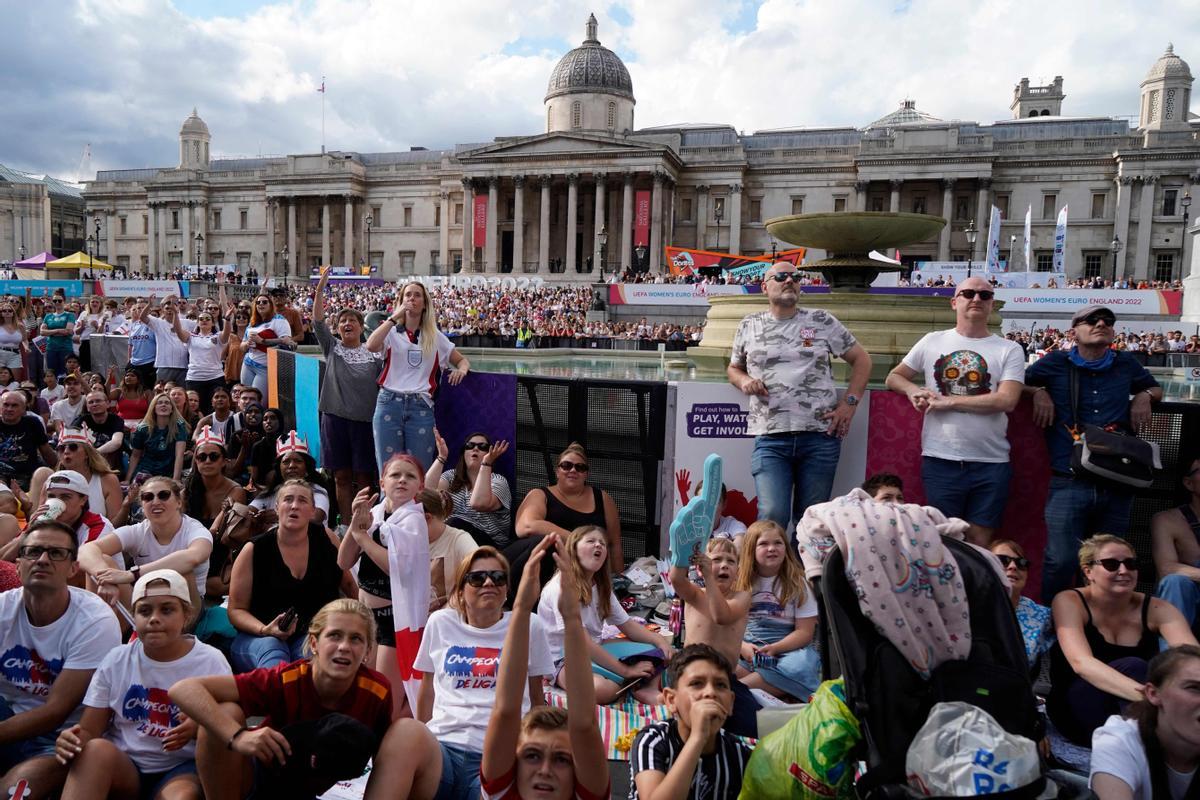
[1008,327,1200,356]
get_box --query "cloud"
[2,0,1195,180]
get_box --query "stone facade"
[83,33,1199,283]
[0,165,87,263]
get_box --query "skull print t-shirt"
[901,330,1026,462]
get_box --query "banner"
[666,246,806,277]
[608,283,761,306]
[992,288,1183,315]
[634,190,651,247]
[1052,205,1068,273]
[985,205,1003,273]
[472,194,488,247]
[1023,205,1032,273]
[97,279,182,298]
[0,280,87,297]
[911,267,1065,289]
[669,383,757,531]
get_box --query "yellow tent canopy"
[45,251,115,271]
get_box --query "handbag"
[214,500,262,549]
[1068,365,1160,488]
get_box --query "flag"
[985,205,1003,273]
[1023,205,1032,273]
[383,502,431,710]
[1052,205,1069,273]
[317,77,325,94]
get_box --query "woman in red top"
[171,598,397,800]
[109,366,153,431]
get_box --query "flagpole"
[321,75,326,154]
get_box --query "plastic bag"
[905,702,1040,796]
[738,679,861,800]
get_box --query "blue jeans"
[0,695,57,771]
[751,431,842,533]
[1157,573,1200,629]
[434,742,482,800]
[372,390,435,473]
[920,457,1012,529]
[45,348,72,377]
[230,632,307,672]
[1041,475,1134,601]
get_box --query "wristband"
[227,726,249,750]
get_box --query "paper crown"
[194,425,226,450]
[276,431,310,458]
[58,428,95,447]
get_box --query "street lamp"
[597,225,608,276]
[281,244,290,289]
[1183,193,1193,281]
[194,232,204,275]
[87,233,97,276]
[364,212,374,274]
[1110,235,1123,286]
[964,219,978,278]
[93,216,102,259]
[1009,234,1017,272]
[17,245,25,263]
[635,245,647,274]
[714,200,724,252]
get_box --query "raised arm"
[313,267,330,324]
[468,441,508,511]
[172,310,191,344]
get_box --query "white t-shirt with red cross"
[243,316,292,367]
[377,326,456,402]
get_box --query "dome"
[863,99,942,130]
[1144,43,1192,83]
[180,108,210,137]
[545,14,634,102]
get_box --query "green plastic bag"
[738,679,862,800]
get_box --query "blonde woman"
[0,300,27,380]
[127,393,190,482]
[27,428,122,520]
[365,281,469,472]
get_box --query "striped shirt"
[630,719,751,800]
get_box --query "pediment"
[457,132,668,160]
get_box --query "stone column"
[482,178,496,273]
[1133,175,1158,280]
[565,174,579,273]
[512,175,525,274]
[196,200,206,267]
[939,178,955,261]
[461,178,474,271]
[695,185,709,250]
[343,196,354,269]
[265,200,276,274]
[438,189,450,276]
[728,184,742,255]
[157,205,168,269]
[1114,177,1132,279]
[854,180,869,212]
[889,179,902,213]
[321,199,331,267]
[181,202,191,266]
[145,202,156,272]
[621,173,634,271]
[650,171,665,273]
[975,178,991,261]
[287,199,297,278]
[106,210,116,264]
[538,175,552,274]
[592,173,606,272]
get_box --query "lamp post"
[1110,235,1123,286]
[714,201,724,252]
[17,245,25,263]
[364,212,374,275]
[964,219,978,278]
[194,232,204,277]
[93,216,102,261]
[281,244,290,290]
[635,245,647,274]
[1182,192,1193,282]
[1009,234,1017,273]
[597,225,608,277]
[87,233,97,276]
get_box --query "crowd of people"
[1007,326,1200,356]
[0,263,1197,799]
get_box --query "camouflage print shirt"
[731,309,857,436]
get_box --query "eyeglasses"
[558,461,589,473]
[56,443,80,453]
[464,569,508,588]
[18,545,75,562]
[1079,313,1116,327]
[194,452,222,463]
[767,273,798,283]
[255,300,271,305]
[956,289,995,301]
[995,554,1030,571]
[463,441,490,452]
[1089,558,1138,572]
[139,489,174,503]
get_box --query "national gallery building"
[83,18,1199,283]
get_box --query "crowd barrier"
[448,333,690,351]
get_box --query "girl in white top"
[365,281,469,473]
[55,569,231,800]
[239,291,294,396]
[0,300,25,375]
[172,280,233,414]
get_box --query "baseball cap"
[1071,305,1116,326]
[132,569,191,606]
[45,470,90,496]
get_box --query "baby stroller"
[819,536,1047,798]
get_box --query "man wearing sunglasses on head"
[1025,304,1161,600]
[886,276,1025,546]
[729,262,872,537]
[1152,456,1200,630]
[0,520,121,799]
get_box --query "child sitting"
[668,538,757,737]
[861,472,904,504]
[734,520,820,701]
[629,645,752,800]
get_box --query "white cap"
[44,470,90,496]
[132,569,191,606]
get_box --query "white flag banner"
[1052,205,1069,274]
[1023,205,1032,273]
[985,205,1003,272]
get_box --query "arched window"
[607,102,616,130]
[1040,109,1050,116]
[571,101,582,129]
[1028,110,1038,118]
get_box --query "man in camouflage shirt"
[727,262,872,536]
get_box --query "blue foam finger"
[669,454,723,568]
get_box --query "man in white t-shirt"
[141,296,197,386]
[0,520,122,799]
[49,374,85,436]
[886,276,1025,545]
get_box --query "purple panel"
[431,371,518,488]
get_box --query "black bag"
[1069,366,1159,488]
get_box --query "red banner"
[665,246,807,277]
[473,194,488,247]
[634,191,651,247]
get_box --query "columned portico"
[889,180,902,213]
[181,202,191,265]
[513,175,525,273]
[146,202,156,271]
[461,178,474,271]
[438,189,450,274]
[621,173,634,271]
[696,185,709,250]
[650,172,664,273]
[1133,175,1157,279]
[565,174,579,273]
[538,175,551,273]
[265,200,276,273]
[106,210,116,264]
[486,178,499,273]
[592,173,606,271]
[854,181,869,212]
[939,179,955,260]
[287,200,297,277]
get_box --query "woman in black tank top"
[1046,535,1196,745]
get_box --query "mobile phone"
[133,472,151,486]
[279,607,298,629]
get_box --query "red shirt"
[234,659,393,743]
[481,763,608,800]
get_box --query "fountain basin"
[765,211,947,258]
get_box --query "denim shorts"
[920,456,1012,529]
[433,742,482,800]
[138,760,198,800]
[0,696,57,771]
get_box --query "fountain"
[688,212,1002,377]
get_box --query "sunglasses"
[1079,313,1116,327]
[464,569,508,588]
[18,545,75,562]
[56,443,80,453]
[956,289,995,301]
[194,451,222,463]
[767,273,798,283]
[995,554,1030,571]
[139,489,174,503]
[558,461,589,473]
[1090,558,1138,573]
[463,441,490,452]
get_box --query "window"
[213,209,222,230]
[171,210,179,230]
[430,251,440,270]
[454,203,463,225]
[140,255,148,269]
[955,196,970,220]
[1042,194,1057,220]
[403,207,413,227]
[117,256,130,269]
[680,198,693,222]
[372,206,382,226]
[118,217,126,235]
[995,194,1009,219]
[142,214,148,235]
[834,197,847,213]
[790,196,804,215]
[451,250,463,272]
[211,251,224,263]
[239,209,248,230]
[236,252,251,269]
[1036,252,1054,272]
[571,101,581,129]
[1084,253,1103,278]
[749,198,762,223]
[1091,194,1106,219]
[504,200,513,221]
[1163,189,1178,217]
[1155,253,1175,282]
[434,204,441,227]
[910,196,925,215]
[369,251,383,269]
[399,251,415,273]
[607,102,616,130]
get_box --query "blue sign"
[0,280,88,297]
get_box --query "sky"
[4,0,1195,181]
